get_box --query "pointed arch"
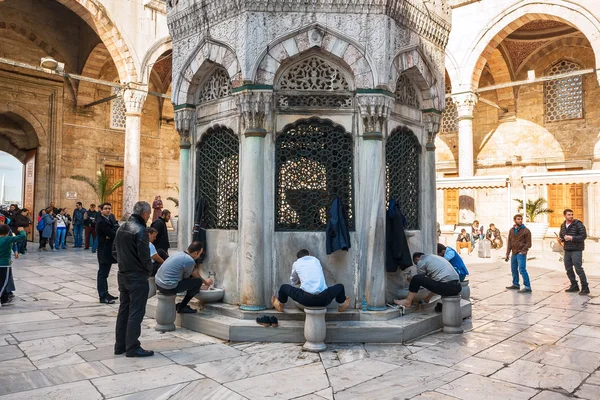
[77,43,112,107]
[140,36,173,85]
[391,46,442,110]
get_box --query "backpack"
[37,218,45,231]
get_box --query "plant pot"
[170,217,178,232]
[527,222,549,240]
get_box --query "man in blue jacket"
[437,243,469,281]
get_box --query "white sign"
[66,191,78,200]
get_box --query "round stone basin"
[194,287,224,303]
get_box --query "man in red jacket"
[505,214,532,293]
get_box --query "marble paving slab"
[472,321,530,338]
[586,371,600,385]
[0,357,37,376]
[523,344,600,373]
[531,390,573,400]
[163,343,244,366]
[0,370,53,396]
[453,356,505,376]
[107,382,190,400]
[39,361,114,385]
[491,359,588,393]
[19,334,95,369]
[0,311,59,326]
[570,324,600,339]
[574,383,600,400]
[327,358,400,392]
[464,339,536,364]
[556,334,600,353]
[0,379,102,400]
[169,379,248,400]
[364,343,411,365]
[0,345,24,362]
[437,372,538,400]
[100,353,174,374]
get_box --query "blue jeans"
[87,232,98,252]
[55,228,67,249]
[511,253,531,289]
[73,224,84,247]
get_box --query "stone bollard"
[302,307,327,352]
[460,280,470,302]
[154,292,177,332]
[441,295,463,334]
[148,277,157,299]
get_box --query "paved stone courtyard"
[1,250,600,399]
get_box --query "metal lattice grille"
[386,126,421,230]
[275,118,354,231]
[110,88,126,130]
[545,60,583,122]
[196,126,239,229]
[441,86,457,133]
[198,68,232,103]
[395,75,420,108]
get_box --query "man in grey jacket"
[559,209,589,295]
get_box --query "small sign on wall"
[66,191,78,200]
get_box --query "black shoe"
[565,284,580,293]
[579,286,590,296]
[99,298,115,304]
[505,285,520,290]
[176,304,196,314]
[126,347,154,358]
[114,348,126,355]
[256,315,271,327]
[107,293,119,301]
[269,316,279,327]
[7,292,14,300]
[434,303,443,313]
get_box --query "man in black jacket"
[151,209,170,254]
[559,209,589,295]
[114,201,154,358]
[96,202,119,304]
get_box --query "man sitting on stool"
[155,241,213,314]
[394,252,461,308]
[272,249,350,312]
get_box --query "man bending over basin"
[155,241,213,314]
[272,249,350,312]
[394,252,461,308]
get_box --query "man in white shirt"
[271,249,350,312]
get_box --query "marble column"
[235,90,272,311]
[122,85,148,219]
[175,106,195,249]
[453,92,478,223]
[356,94,391,311]
[423,111,442,253]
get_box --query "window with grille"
[395,75,420,108]
[110,88,126,130]
[386,126,421,230]
[544,60,583,122]
[195,126,239,229]
[441,86,457,133]
[197,67,232,104]
[275,118,354,231]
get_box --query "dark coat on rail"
[326,197,351,255]
[385,201,412,272]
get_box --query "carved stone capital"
[422,110,442,151]
[174,106,196,149]
[356,94,393,136]
[452,92,478,120]
[123,84,148,115]
[235,90,273,137]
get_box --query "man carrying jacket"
[114,201,154,358]
[559,209,589,295]
[505,214,532,293]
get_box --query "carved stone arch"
[77,43,112,107]
[445,48,461,93]
[140,36,173,85]
[518,37,591,78]
[391,47,442,110]
[196,121,239,146]
[0,21,66,64]
[484,48,515,112]
[253,24,375,89]
[173,40,241,106]
[463,1,600,90]
[0,103,45,163]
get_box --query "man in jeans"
[505,214,532,293]
[72,202,86,248]
[272,249,350,312]
[559,209,589,295]
[155,241,211,313]
[84,204,99,252]
[114,201,153,358]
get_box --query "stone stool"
[148,277,157,299]
[302,306,327,352]
[154,292,177,332]
[441,295,463,334]
[460,280,470,302]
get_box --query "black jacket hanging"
[326,196,351,255]
[193,197,208,264]
[385,200,412,272]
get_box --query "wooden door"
[104,165,124,220]
[444,189,459,225]
[23,149,36,241]
[548,183,584,227]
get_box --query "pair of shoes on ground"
[256,315,279,327]
[176,302,197,314]
[565,285,590,295]
[114,347,154,357]
[505,285,532,293]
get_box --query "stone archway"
[462,1,600,90]
[391,46,442,110]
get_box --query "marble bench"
[441,295,463,334]
[154,292,177,332]
[302,306,327,352]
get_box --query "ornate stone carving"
[452,92,478,119]
[235,91,273,136]
[278,57,350,91]
[277,94,353,109]
[123,86,148,115]
[395,75,419,108]
[198,68,232,103]
[422,111,442,151]
[356,94,393,135]
[175,106,196,149]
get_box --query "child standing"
[1,225,26,305]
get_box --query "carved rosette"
[452,92,478,120]
[174,106,196,149]
[123,85,148,115]
[356,94,393,139]
[235,90,273,137]
[422,110,442,151]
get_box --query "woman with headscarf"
[152,195,163,222]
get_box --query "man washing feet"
[394,252,461,308]
[272,249,350,312]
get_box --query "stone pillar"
[122,85,147,219]
[356,94,391,311]
[235,90,272,311]
[423,111,442,253]
[175,106,195,249]
[453,93,477,223]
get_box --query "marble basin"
[195,287,224,303]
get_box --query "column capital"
[422,110,442,151]
[123,84,148,115]
[356,93,393,136]
[235,90,273,137]
[452,92,478,119]
[174,106,196,149]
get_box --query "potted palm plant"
[70,169,123,204]
[513,197,554,239]
[167,184,179,231]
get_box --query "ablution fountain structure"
[158,0,471,342]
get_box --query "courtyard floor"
[1,249,600,399]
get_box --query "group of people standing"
[456,220,504,254]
